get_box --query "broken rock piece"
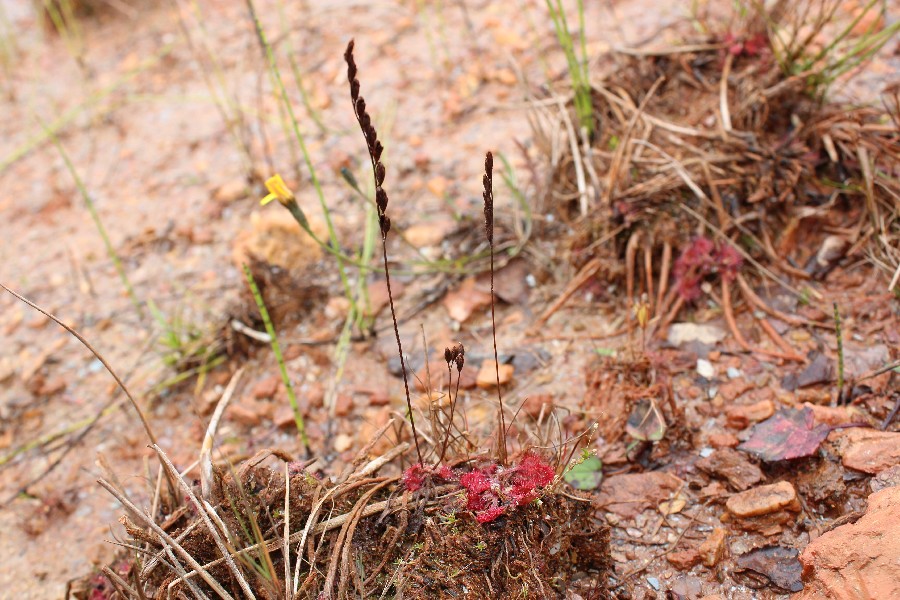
[698,527,727,567]
[795,486,900,599]
[597,472,682,518]
[830,428,900,475]
[697,448,763,491]
[726,481,800,518]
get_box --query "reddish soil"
[0,1,897,598]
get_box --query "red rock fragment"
[795,486,900,599]
[830,428,900,474]
[707,432,740,448]
[666,548,701,570]
[699,527,727,567]
[725,399,775,429]
[251,375,280,400]
[726,481,800,518]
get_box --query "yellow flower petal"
[264,174,294,204]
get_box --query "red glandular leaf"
[403,463,455,491]
[738,407,830,462]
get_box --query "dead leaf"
[475,360,514,389]
[735,546,803,592]
[626,398,667,442]
[738,407,830,462]
[782,352,833,390]
[443,277,491,322]
[659,492,687,515]
[697,448,763,491]
[489,258,531,305]
[597,472,682,517]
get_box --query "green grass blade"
[243,264,309,448]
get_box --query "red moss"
[403,463,455,492]
[673,236,744,301]
[459,453,555,523]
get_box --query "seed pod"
[375,188,388,212]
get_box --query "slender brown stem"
[483,151,508,466]
[1,283,157,446]
[439,364,454,463]
[345,40,422,464]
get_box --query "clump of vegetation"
[536,0,899,339]
[65,36,611,600]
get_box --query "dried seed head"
[380,215,391,234]
[373,140,384,163]
[455,354,464,372]
[375,162,386,187]
[375,188,388,213]
[344,40,357,81]
[483,151,494,243]
[350,79,360,102]
[444,347,453,364]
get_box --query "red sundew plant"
[459,453,555,523]
[402,463,454,492]
[673,236,743,301]
[403,454,555,523]
[722,31,769,58]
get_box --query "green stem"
[46,125,143,319]
[243,265,309,449]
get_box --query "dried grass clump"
[67,34,612,600]
[534,1,899,298]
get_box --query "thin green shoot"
[1,43,176,175]
[497,151,532,245]
[545,0,593,137]
[243,264,309,450]
[833,302,845,403]
[174,0,254,172]
[277,0,329,134]
[244,0,356,313]
[0,2,17,93]
[41,0,83,64]
[146,298,224,396]
[224,482,278,591]
[45,123,143,318]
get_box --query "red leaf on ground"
[738,407,829,462]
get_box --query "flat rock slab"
[795,486,900,599]
[697,448,763,491]
[830,428,900,474]
[726,481,800,518]
[597,472,682,518]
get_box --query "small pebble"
[697,359,715,379]
[727,367,742,379]
[647,577,660,591]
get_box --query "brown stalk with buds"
[344,39,423,464]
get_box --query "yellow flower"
[261,174,295,206]
[634,293,650,329]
